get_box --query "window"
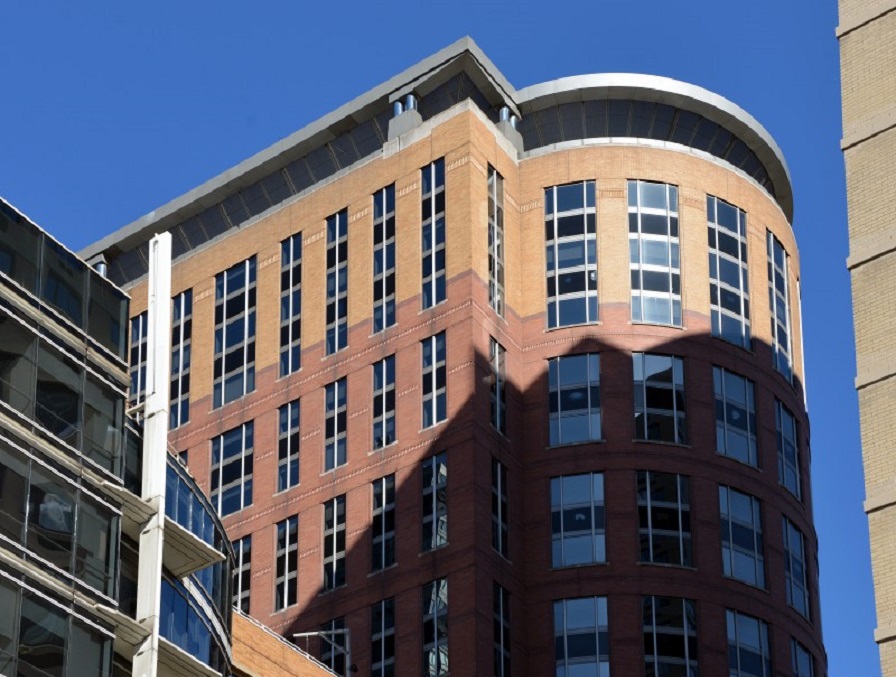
[633,353,687,443]
[128,311,147,412]
[490,338,506,435]
[422,159,446,309]
[373,185,396,332]
[551,473,605,567]
[726,609,771,677]
[210,422,253,516]
[545,181,597,327]
[638,471,692,567]
[494,583,510,677]
[325,378,347,471]
[549,353,601,445]
[373,356,396,449]
[422,452,448,551]
[714,367,757,466]
[170,290,192,429]
[776,399,800,499]
[371,598,395,677]
[783,517,809,618]
[767,232,792,381]
[792,639,814,677]
[554,596,608,676]
[323,495,346,591]
[643,596,698,676]
[372,475,395,572]
[423,578,448,676]
[488,166,505,316]
[708,196,751,348]
[280,233,302,376]
[233,535,251,613]
[720,485,764,588]
[213,257,256,407]
[628,180,681,326]
[278,399,300,491]
[422,333,447,428]
[326,209,349,354]
[274,515,298,610]
[492,459,508,558]
[321,617,347,676]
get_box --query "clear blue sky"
[0,0,868,673]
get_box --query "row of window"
[201,343,801,519]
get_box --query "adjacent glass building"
[80,38,825,676]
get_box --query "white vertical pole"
[133,233,172,677]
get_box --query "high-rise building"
[0,198,332,677]
[839,1,896,673]
[82,37,825,675]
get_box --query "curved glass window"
[629,181,681,326]
[554,596,609,676]
[633,353,687,444]
[164,455,227,553]
[545,182,597,328]
[708,196,751,348]
[638,471,692,567]
[160,577,230,674]
[720,486,765,588]
[551,473,605,567]
[767,232,792,382]
[714,367,757,466]
[548,353,600,445]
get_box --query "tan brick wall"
[852,252,896,377]
[858,378,896,495]
[841,8,896,128]
[232,613,334,676]
[844,126,896,246]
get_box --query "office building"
[82,37,825,675]
[839,1,896,673]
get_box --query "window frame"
[720,485,765,589]
[421,159,446,310]
[280,233,302,376]
[373,185,396,333]
[638,470,692,567]
[708,195,751,348]
[372,474,396,572]
[324,378,347,472]
[372,356,396,450]
[548,353,601,446]
[488,166,505,317]
[326,209,349,355]
[277,399,300,492]
[213,257,257,408]
[170,290,192,429]
[422,452,448,552]
[210,422,254,517]
[422,333,447,428]
[633,352,687,444]
[551,472,606,568]
[323,495,346,592]
[274,515,298,610]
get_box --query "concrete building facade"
[83,38,825,676]
[839,1,896,673]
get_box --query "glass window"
[545,181,598,327]
[326,209,349,354]
[422,452,448,552]
[488,167,505,317]
[75,494,118,597]
[0,576,17,673]
[87,271,128,361]
[371,598,395,677]
[373,356,396,449]
[492,459,508,558]
[791,639,814,677]
[232,535,251,614]
[633,353,687,444]
[82,373,124,474]
[767,232,792,381]
[372,475,395,572]
[18,591,67,675]
[554,596,609,676]
[549,353,601,445]
[320,617,347,677]
[278,400,300,491]
[274,515,298,610]
[0,440,29,544]
[373,186,396,332]
[490,339,506,435]
[128,312,147,415]
[629,180,681,326]
[422,333,447,428]
[720,485,765,588]
[783,517,809,619]
[325,379,347,471]
[638,470,692,567]
[494,583,510,677]
[36,341,82,449]
[210,423,253,517]
[423,578,448,676]
[643,596,698,676]
[422,159,446,309]
[69,616,113,677]
[0,310,37,420]
[27,465,75,573]
[280,233,302,375]
[323,495,346,591]
[708,196,751,348]
[776,400,801,499]
[726,609,771,677]
[42,239,86,329]
[0,201,40,294]
[213,257,256,407]
[714,367,757,466]
[551,473,605,567]
[170,290,192,429]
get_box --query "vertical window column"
[551,473,605,567]
[170,290,192,429]
[277,399,300,491]
[643,596,698,675]
[422,332,446,428]
[493,583,510,677]
[373,185,396,332]
[783,517,809,618]
[213,257,256,407]
[325,378,347,471]
[128,311,147,413]
[274,515,298,610]
[492,459,508,558]
[372,474,396,572]
[628,180,681,326]
[232,535,251,613]
[373,356,396,449]
[323,495,346,591]
[792,639,815,677]
[371,599,395,677]
[720,485,765,588]
[549,353,601,445]
[545,181,597,327]
[708,196,751,347]
[638,471,692,567]
[726,609,771,677]
[714,367,757,466]
[280,233,302,376]
[422,452,448,551]
[488,166,505,316]
[326,209,349,354]
[554,596,609,676]
[422,159,446,309]
[490,338,506,435]
[633,353,687,444]
[423,578,448,676]
[210,422,253,516]
[320,617,347,676]
[776,399,801,499]
[767,232,793,381]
